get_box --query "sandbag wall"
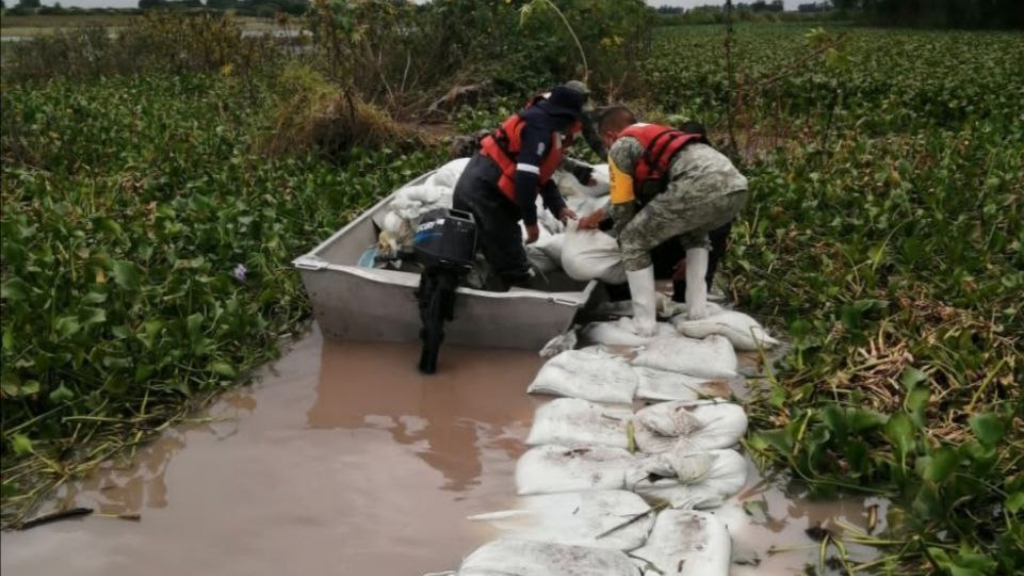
[446,306,780,576]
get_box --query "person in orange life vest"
[579,108,749,335]
[585,116,735,305]
[453,84,588,290]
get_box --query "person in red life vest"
[585,115,735,307]
[579,107,749,335]
[453,83,590,290]
[449,80,606,173]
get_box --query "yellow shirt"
[608,153,635,205]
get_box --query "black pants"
[605,220,732,303]
[452,154,531,290]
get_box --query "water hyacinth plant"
[0,71,446,525]
[636,25,1023,576]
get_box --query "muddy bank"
[1,328,884,575]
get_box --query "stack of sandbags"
[631,400,749,454]
[453,513,731,576]
[631,334,739,379]
[552,165,610,200]
[672,309,780,351]
[528,340,740,404]
[455,538,638,576]
[526,349,637,404]
[440,182,792,576]
[467,490,653,551]
[580,318,677,347]
[377,158,470,260]
[424,157,471,189]
[523,398,747,455]
[625,448,749,510]
[515,445,637,495]
[633,367,733,402]
[388,184,453,220]
[560,223,627,284]
[630,510,732,576]
[513,443,748,509]
[526,398,632,450]
[518,396,749,507]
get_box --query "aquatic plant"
[638,25,1024,575]
[0,73,445,526]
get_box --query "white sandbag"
[634,367,733,402]
[389,184,453,221]
[574,344,615,357]
[672,309,780,351]
[592,295,714,320]
[629,510,731,576]
[521,218,552,244]
[515,445,636,495]
[539,329,577,359]
[536,196,565,235]
[566,194,608,219]
[377,210,414,260]
[552,165,610,199]
[656,295,725,320]
[457,538,637,576]
[626,449,748,509]
[402,184,449,205]
[631,334,738,379]
[467,490,653,551]
[632,400,748,454]
[581,318,678,347]
[382,210,410,237]
[526,398,632,449]
[527,349,637,404]
[561,224,627,284]
[526,245,559,273]
[426,157,471,189]
[534,233,565,263]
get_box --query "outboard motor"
[412,208,477,374]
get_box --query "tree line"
[1,0,309,18]
[845,0,1024,28]
[138,0,308,17]
[655,0,1022,28]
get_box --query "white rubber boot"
[685,247,710,320]
[627,266,657,337]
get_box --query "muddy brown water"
[1,327,886,575]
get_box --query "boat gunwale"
[292,170,598,306]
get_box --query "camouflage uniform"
[608,139,748,272]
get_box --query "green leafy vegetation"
[638,24,1023,575]
[0,72,444,524]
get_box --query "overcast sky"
[33,0,805,12]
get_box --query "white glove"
[685,247,710,320]
[627,266,657,337]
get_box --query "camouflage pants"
[618,184,748,272]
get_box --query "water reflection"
[56,390,259,516]
[308,340,543,492]
[0,329,893,576]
